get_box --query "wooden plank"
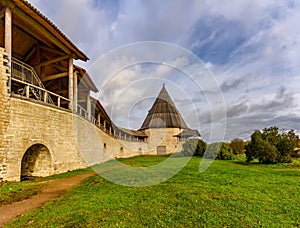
[0,8,5,20]
[4,7,12,57]
[52,63,67,72]
[68,57,73,110]
[13,20,54,49]
[12,7,71,55]
[5,7,12,93]
[87,92,91,120]
[55,89,68,94]
[23,44,37,62]
[34,55,69,68]
[42,72,68,82]
[39,44,65,56]
[73,71,78,112]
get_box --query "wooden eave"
[119,127,147,138]
[75,65,98,92]
[10,0,88,61]
[91,98,111,122]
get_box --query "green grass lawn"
[5,156,300,227]
[0,167,92,206]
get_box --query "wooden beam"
[44,79,56,88]
[4,7,12,57]
[42,72,68,82]
[52,63,67,72]
[87,92,91,121]
[34,55,69,68]
[0,8,5,20]
[68,58,74,110]
[39,44,65,56]
[12,7,71,55]
[34,44,41,74]
[23,44,37,62]
[73,71,78,113]
[55,89,68,94]
[5,7,12,93]
[13,21,54,49]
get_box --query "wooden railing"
[9,58,146,142]
[77,105,88,119]
[11,78,70,108]
[11,58,55,105]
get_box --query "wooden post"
[87,91,91,121]
[4,7,12,93]
[26,85,30,98]
[104,120,107,130]
[97,113,101,127]
[73,71,78,113]
[58,97,61,107]
[44,91,48,103]
[68,57,73,110]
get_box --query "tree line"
[181,126,299,164]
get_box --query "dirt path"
[0,172,95,227]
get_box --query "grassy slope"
[5,156,300,227]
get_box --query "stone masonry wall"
[0,48,184,182]
[144,128,184,155]
[4,98,88,181]
[0,48,11,181]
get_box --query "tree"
[257,140,278,164]
[217,143,234,160]
[205,142,233,160]
[229,138,245,155]
[245,130,262,163]
[277,130,299,163]
[245,127,299,164]
[181,138,207,156]
[261,126,280,146]
[196,139,207,156]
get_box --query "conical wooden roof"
[140,85,189,130]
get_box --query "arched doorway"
[21,144,52,180]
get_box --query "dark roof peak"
[140,86,189,130]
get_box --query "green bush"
[204,142,233,160]
[246,126,299,164]
[217,143,234,160]
[229,138,245,155]
[181,138,207,157]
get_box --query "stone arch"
[21,144,53,180]
[120,147,124,154]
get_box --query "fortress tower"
[140,85,200,155]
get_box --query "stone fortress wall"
[0,48,184,181]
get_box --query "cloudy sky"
[28,0,300,142]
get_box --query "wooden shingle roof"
[140,85,189,130]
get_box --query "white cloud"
[27,0,300,140]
